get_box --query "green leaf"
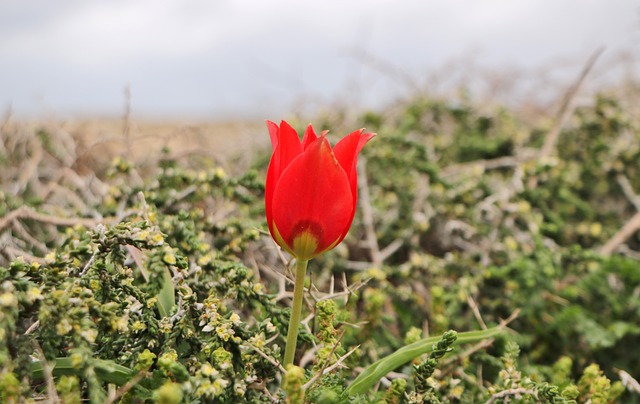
[156,267,176,318]
[126,245,176,318]
[31,357,136,386]
[345,327,505,396]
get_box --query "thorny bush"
[1,90,639,402]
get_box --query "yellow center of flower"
[272,220,326,260]
[291,230,319,260]
[289,220,324,259]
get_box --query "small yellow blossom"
[517,200,531,214]
[45,252,56,264]
[504,236,518,251]
[0,292,17,307]
[163,252,177,265]
[252,283,264,293]
[56,319,73,336]
[215,323,234,342]
[146,296,158,308]
[81,328,98,343]
[158,317,173,333]
[248,333,266,349]
[214,167,226,179]
[365,267,386,281]
[71,352,83,368]
[198,253,213,266]
[134,229,150,241]
[200,362,219,378]
[111,315,129,333]
[197,378,229,398]
[131,321,147,333]
[212,378,230,396]
[229,312,241,325]
[265,320,276,334]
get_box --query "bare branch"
[0,206,104,233]
[303,330,347,390]
[358,158,382,265]
[303,343,360,390]
[486,387,536,404]
[24,320,40,335]
[539,47,605,159]
[103,369,149,404]
[600,211,640,256]
[616,174,640,211]
[466,293,488,330]
[246,343,287,374]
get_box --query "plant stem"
[283,258,309,367]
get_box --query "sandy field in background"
[12,117,270,173]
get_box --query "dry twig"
[486,387,536,403]
[303,343,360,390]
[357,158,382,265]
[246,343,287,374]
[538,47,605,159]
[0,206,103,233]
[103,370,149,404]
[466,293,488,330]
[616,174,640,211]
[600,211,640,256]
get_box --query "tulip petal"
[265,121,303,231]
[333,129,376,207]
[271,136,353,259]
[266,120,280,150]
[301,124,318,150]
[331,130,375,245]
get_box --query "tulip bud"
[265,120,374,259]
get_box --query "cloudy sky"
[1,0,638,119]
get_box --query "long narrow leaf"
[31,357,136,386]
[155,267,176,318]
[126,244,175,318]
[345,327,504,396]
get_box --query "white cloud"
[0,0,637,117]
[1,1,239,66]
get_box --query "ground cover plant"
[1,77,640,402]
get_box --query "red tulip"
[265,120,375,260]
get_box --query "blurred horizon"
[1,0,639,121]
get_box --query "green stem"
[283,258,309,367]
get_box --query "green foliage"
[412,330,457,400]
[282,365,306,403]
[2,86,640,402]
[0,151,285,402]
[314,90,640,401]
[346,327,501,398]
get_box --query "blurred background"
[1,0,638,121]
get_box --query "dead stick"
[600,211,640,256]
[0,206,104,233]
[539,47,605,159]
[357,158,382,265]
[486,387,537,404]
[616,174,640,211]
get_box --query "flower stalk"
[283,258,309,367]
